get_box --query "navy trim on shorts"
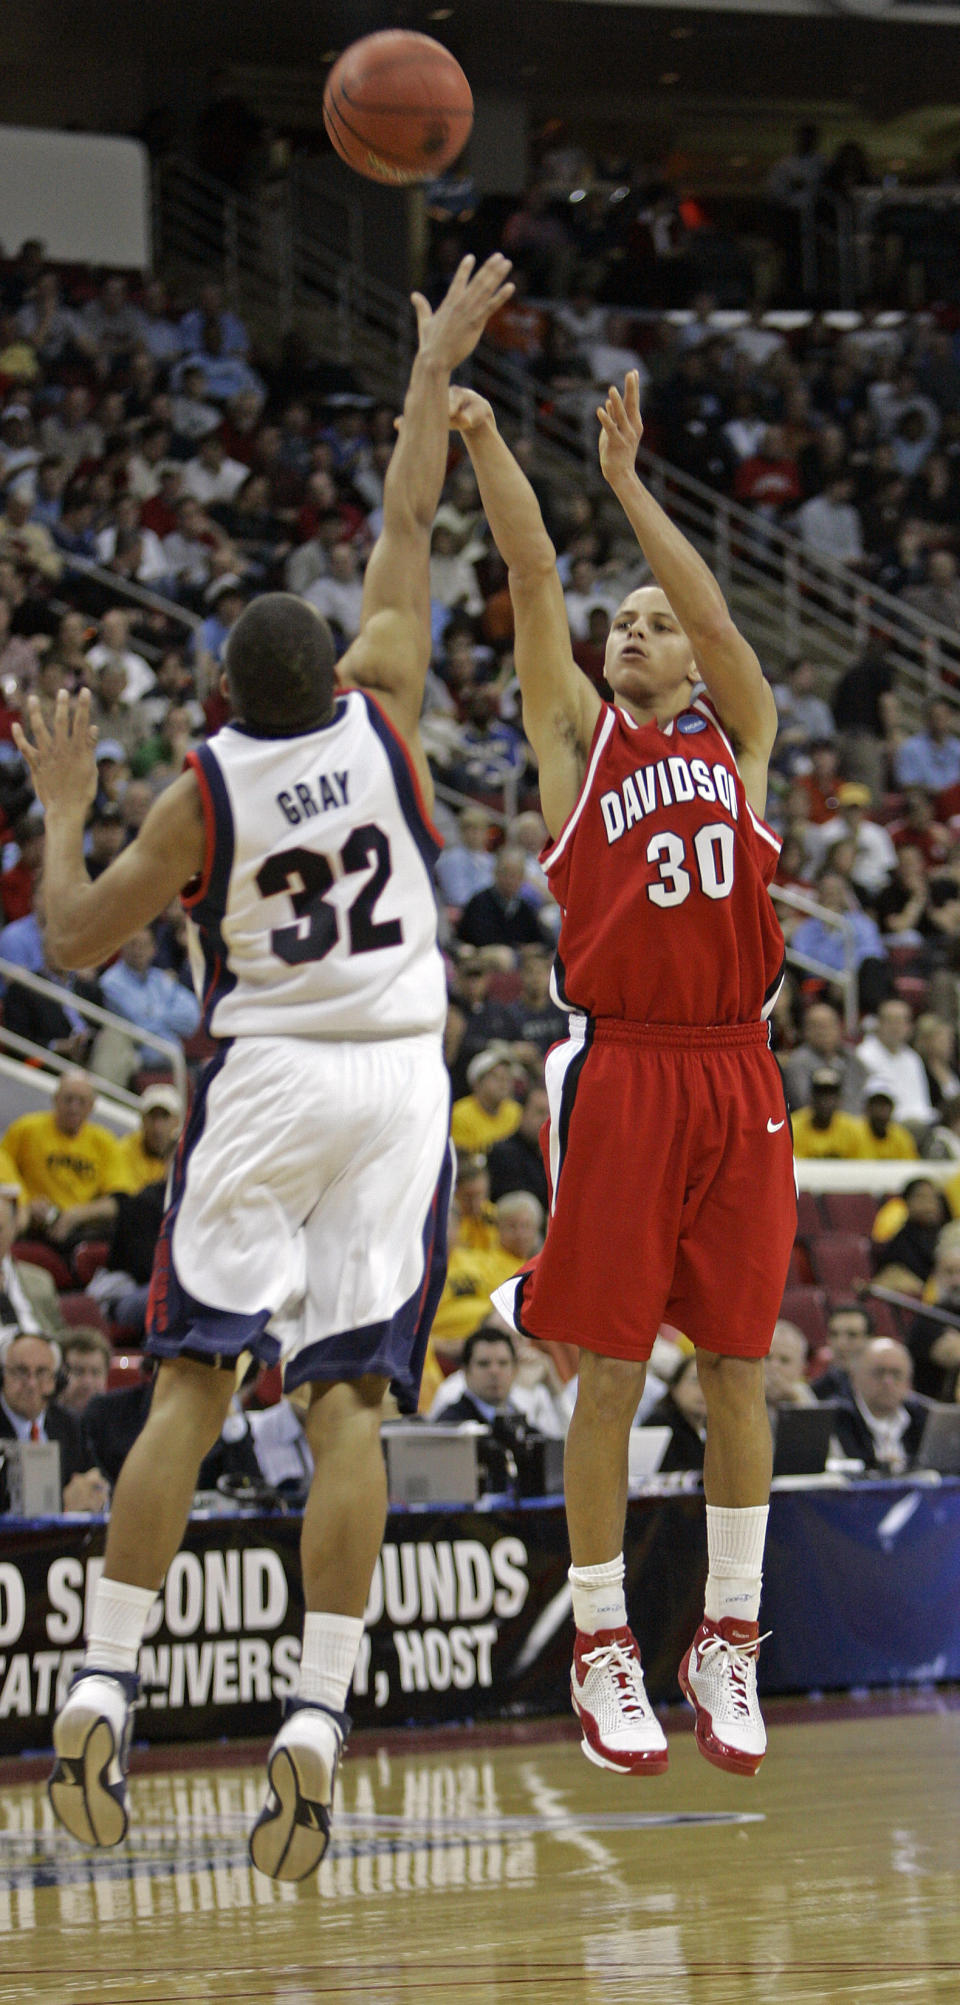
[284,1137,455,1414]
[360,690,442,875]
[145,1040,281,1371]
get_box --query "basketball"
[322,30,474,186]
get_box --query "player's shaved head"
[225,593,337,734]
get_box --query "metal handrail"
[0,956,188,1107]
[60,553,203,640]
[153,153,960,729]
[769,885,860,1036]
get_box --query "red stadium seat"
[107,1352,145,1390]
[796,1191,822,1241]
[779,1286,830,1355]
[810,1233,873,1294]
[12,1239,74,1291]
[864,1296,903,1341]
[894,976,930,1010]
[246,1362,283,1409]
[72,1241,111,1289]
[788,1243,815,1286]
[486,968,522,1003]
[819,1192,878,1236]
[59,1292,110,1336]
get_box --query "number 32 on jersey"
[257,822,403,964]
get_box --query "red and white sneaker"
[570,1626,669,1775]
[678,1617,769,1776]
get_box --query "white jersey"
[182,690,446,1041]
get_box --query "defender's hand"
[597,370,645,486]
[12,689,98,820]
[412,253,514,372]
[448,385,497,437]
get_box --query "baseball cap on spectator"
[2,405,30,424]
[837,783,872,808]
[140,1084,182,1117]
[95,741,126,765]
[204,574,246,607]
[863,1077,895,1103]
[811,1067,842,1090]
[467,1044,514,1091]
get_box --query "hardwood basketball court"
[3,1696,959,2003]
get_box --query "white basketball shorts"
[146,1032,452,1412]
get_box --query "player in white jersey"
[17,251,514,1881]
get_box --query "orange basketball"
[323,30,474,186]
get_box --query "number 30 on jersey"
[646,821,736,908]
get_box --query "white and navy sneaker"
[678,1617,769,1776]
[570,1626,669,1775]
[48,1668,140,1847]
[249,1700,350,1882]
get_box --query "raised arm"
[598,372,778,814]
[12,687,205,968]
[449,389,601,839]
[341,254,514,784]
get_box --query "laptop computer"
[915,1405,960,1476]
[772,1404,838,1479]
[627,1426,673,1487]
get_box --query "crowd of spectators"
[3,225,960,1506]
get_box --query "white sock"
[83,1578,158,1675]
[704,1504,768,1624]
[298,1612,364,1712]
[569,1554,627,1636]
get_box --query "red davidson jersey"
[544,695,784,1026]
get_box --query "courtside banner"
[0,1496,706,1755]
[1,1483,958,1754]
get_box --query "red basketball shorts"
[500,1018,796,1363]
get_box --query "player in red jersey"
[450,372,795,1779]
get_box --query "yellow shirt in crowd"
[850,1119,918,1163]
[791,1109,865,1159]
[792,1111,919,1161]
[450,1094,522,1154]
[1,1112,124,1208]
[112,1130,171,1194]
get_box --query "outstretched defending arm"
[342,253,513,792]
[12,688,205,968]
[450,388,601,839]
[597,372,777,815]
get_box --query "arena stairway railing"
[0,956,188,1115]
[153,153,960,723]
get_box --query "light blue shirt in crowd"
[894,732,960,793]
[99,960,200,1061]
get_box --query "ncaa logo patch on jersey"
[678,714,708,735]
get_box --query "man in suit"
[833,1338,930,1475]
[439,1325,532,1427]
[0,1330,108,1511]
[85,1358,261,1492]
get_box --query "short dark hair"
[63,1328,112,1366]
[224,592,337,734]
[462,1325,517,1370]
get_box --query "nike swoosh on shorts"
[767,1118,785,1132]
